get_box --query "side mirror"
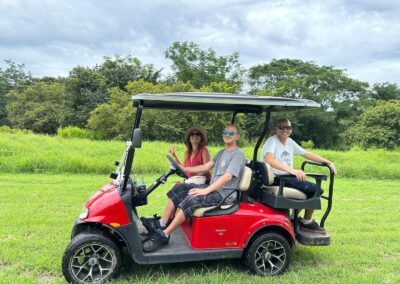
[132,128,142,148]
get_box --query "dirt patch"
[37,274,57,283]
[0,261,12,270]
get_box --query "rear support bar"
[253,108,272,162]
[301,161,335,228]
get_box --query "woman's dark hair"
[183,126,208,159]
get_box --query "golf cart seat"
[193,166,253,217]
[262,163,307,200]
[253,162,325,210]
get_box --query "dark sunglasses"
[278,125,293,131]
[190,132,202,137]
[222,130,235,136]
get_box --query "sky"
[1,0,400,85]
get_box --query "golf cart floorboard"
[138,223,242,262]
[296,229,330,246]
[140,227,191,255]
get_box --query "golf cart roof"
[132,92,320,112]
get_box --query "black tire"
[62,233,122,283]
[245,233,291,276]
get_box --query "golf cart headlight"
[79,207,89,220]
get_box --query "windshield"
[114,141,132,190]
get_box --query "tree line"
[1,41,399,149]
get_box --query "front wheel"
[245,233,291,276]
[62,233,122,284]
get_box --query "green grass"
[1,132,399,282]
[0,174,399,283]
[1,132,400,179]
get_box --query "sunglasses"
[223,130,235,136]
[190,132,202,137]
[278,125,293,131]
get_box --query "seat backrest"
[239,166,252,191]
[264,162,275,185]
[250,161,275,186]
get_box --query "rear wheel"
[245,233,291,276]
[62,233,121,283]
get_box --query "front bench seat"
[193,166,253,217]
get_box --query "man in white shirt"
[261,119,337,234]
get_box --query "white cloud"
[0,0,399,85]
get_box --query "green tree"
[165,41,244,88]
[248,59,369,148]
[87,80,240,142]
[87,87,133,140]
[64,57,162,128]
[88,80,171,140]
[6,82,65,134]
[63,66,108,127]
[249,59,368,108]
[370,82,400,101]
[341,100,400,149]
[0,60,32,125]
[96,55,162,89]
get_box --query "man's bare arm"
[303,152,337,175]
[265,152,307,181]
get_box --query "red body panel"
[181,201,294,250]
[83,182,130,226]
[82,183,294,251]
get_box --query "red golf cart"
[62,93,335,283]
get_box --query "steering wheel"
[166,155,188,179]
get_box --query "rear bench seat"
[251,161,325,210]
[262,163,307,200]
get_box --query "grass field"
[1,132,400,179]
[0,132,399,283]
[0,174,399,283]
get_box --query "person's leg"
[160,182,197,225]
[160,199,176,226]
[160,183,195,224]
[164,209,186,235]
[274,177,321,198]
[142,183,193,234]
[162,190,223,237]
[142,210,187,252]
[273,177,325,234]
[177,190,223,224]
[304,209,314,220]
[143,186,212,252]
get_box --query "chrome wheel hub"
[70,244,114,283]
[255,240,286,275]
[88,257,98,266]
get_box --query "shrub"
[0,125,13,133]
[57,126,93,139]
[341,100,400,149]
[0,125,32,134]
[300,140,314,149]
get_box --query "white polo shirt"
[260,135,306,175]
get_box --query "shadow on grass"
[120,251,245,280]
[115,245,324,282]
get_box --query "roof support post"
[231,111,239,124]
[133,100,143,130]
[123,100,144,191]
[253,108,272,162]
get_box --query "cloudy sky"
[1,0,400,85]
